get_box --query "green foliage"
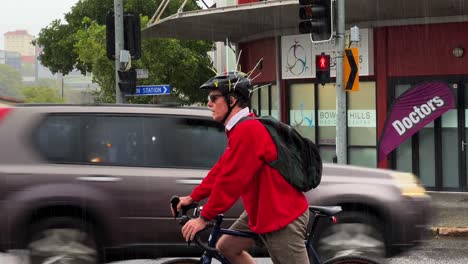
[34,0,213,104]
[25,78,60,90]
[74,18,115,103]
[21,86,64,103]
[0,64,22,97]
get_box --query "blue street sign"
[129,85,171,96]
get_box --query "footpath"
[428,191,468,236]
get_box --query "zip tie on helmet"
[247,58,263,79]
[250,72,262,82]
[234,50,243,74]
[250,83,272,94]
[207,65,218,75]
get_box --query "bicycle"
[163,196,381,264]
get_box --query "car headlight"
[391,172,428,197]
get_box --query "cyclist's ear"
[228,95,236,107]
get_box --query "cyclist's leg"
[216,211,257,264]
[259,209,309,264]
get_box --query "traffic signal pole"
[335,0,346,164]
[114,0,126,103]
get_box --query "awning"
[142,0,468,43]
[143,0,299,42]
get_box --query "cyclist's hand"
[181,217,207,242]
[171,195,194,217]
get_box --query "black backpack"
[239,116,322,192]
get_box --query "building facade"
[4,30,35,56]
[0,50,21,71]
[144,0,468,191]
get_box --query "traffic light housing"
[316,53,330,85]
[106,12,141,60]
[298,0,333,42]
[118,69,137,94]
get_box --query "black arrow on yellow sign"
[344,48,359,92]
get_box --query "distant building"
[0,50,21,71]
[35,46,55,80]
[4,30,35,56]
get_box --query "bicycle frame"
[199,214,257,264]
[197,209,329,264]
[169,196,341,264]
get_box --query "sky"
[0,0,79,49]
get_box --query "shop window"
[271,84,280,120]
[349,148,376,168]
[348,81,377,167]
[394,84,412,172]
[318,83,336,147]
[289,83,316,141]
[250,84,279,120]
[319,146,336,163]
[260,84,269,116]
[419,123,436,187]
[251,89,259,115]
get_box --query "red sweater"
[190,116,309,234]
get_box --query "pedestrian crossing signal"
[316,53,330,85]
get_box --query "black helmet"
[200,71,252,100]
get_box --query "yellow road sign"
[344,48,359,92]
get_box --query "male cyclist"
[172,72,309,264]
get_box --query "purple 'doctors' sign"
[378,81,455,161]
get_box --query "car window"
[34,114,227,168]
[35,115,82,163]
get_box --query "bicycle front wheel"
[324,255,381,264]
[160,258,200,264]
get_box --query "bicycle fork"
[201,215,231,264]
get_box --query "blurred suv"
[0,104,431,263]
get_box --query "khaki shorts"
[230,209,310,264]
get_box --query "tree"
[0,64,22,98]
[34,0,213,104]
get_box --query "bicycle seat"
[309,206,342,216]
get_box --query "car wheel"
[313,211,386,262]
[27,217,98,264]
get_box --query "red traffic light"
[316,54,330,71]
[315,53,330,85]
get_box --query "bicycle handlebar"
[170,195,220,255]
[170,195,199,218]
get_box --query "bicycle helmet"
[200,71,253,124]
[200,71,252,100]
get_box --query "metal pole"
[61,75,64,99]
[335,0,346,164]
[114,0,125,103]
[275,36,282,121]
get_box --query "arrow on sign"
[344,48,359,92]
[345,49,357,90]
[128,85,171,96]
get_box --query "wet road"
[2,237,468,264]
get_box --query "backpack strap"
[235,115,256,127]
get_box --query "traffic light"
[298,0,333,42]
[315,53,330,85]
[118,69,137,94]
[106,12,141,60]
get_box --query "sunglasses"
[208,94,223,102]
